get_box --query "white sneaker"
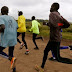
[20,43,25,49]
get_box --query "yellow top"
[29,20,41,34]
[17,15,26,32]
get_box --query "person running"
[0,6,17,72]
[35,3,72,72]
[29,16,43,50]
[17,11,29,55]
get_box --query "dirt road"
[0,34,72,72]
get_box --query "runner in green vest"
[29,16,43,50]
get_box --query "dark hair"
[18,11,23,16]
[1,6,9,15]
[32,16,35,20]
[52,3,59,10]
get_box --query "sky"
[0,0,72,22]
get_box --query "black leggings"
[33,33,42,48]
[41,41,72,68]
[0,46,14,57]
[17,32,28,49]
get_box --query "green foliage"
[62,32,72,39]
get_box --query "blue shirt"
[0,15,18,47]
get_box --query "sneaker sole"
[20,46,24,49]
[35,65,39,71]
[35,65,44,72]
[25,52,29,55]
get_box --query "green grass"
[62,32,72,40]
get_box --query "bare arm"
[0,24,5,33]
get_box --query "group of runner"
[0,2,72,72]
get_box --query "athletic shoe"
[49,57,57,61]
[25,51,29,55]
[69,46,72,50]
[13,67,16,72]
[34,47,39,50]
[11,57,16,69]
[35,64,44,72]
[20,43,25,49]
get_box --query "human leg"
[60,46,69,49]
[35,36,43,41]
[22,32,29,55]
[50,46,70,60]
[33,33,39,49]
[17,32,25,49]
[35,41,51,72]
[0,46,9,59]
[17,32,21,44]
[8,46,16,69]
[52,42,72,64]
[41,41,51,68]
[22,32,28,49]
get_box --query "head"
[18,11,23,16]
[32,16,35,20]
[50,2,59,12]
[1,6,9,15]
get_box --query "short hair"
[32,16,35,20]
[18,11,23,16]
[52,2,59,10]
[1,6,9,15]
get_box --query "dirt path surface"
[0,34,72,72]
